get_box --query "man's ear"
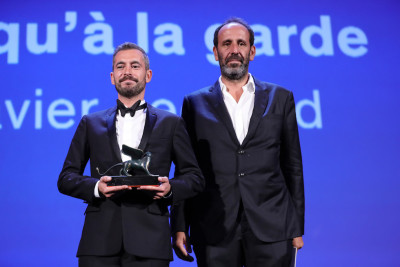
[249,45,256,61]
[110,72,115,85]
[146,69,153,83]
[213,46,219,62]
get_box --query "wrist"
[163,189,172,199]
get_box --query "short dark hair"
[213,17,254,47]
[112,42,150,70]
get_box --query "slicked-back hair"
[213,17,255,47]
[112,42,150,70]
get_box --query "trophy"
[97,145,159,187]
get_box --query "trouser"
[193,210,293,267]
[79,251,169,267]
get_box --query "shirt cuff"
[163,189,173,199]
[94,181,100,198]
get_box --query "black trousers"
[79,252,169,267]
[193,211,293,267]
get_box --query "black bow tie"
[117,99,147,117]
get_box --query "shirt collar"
[219,73,255,95]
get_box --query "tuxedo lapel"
[242,79,269,147]
[208,81,240,146]
[138,106,157,151]
[106,107,122,162]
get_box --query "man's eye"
[117,65,123,69]
[132,65,140,69]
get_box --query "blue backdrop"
[1,0,399,266]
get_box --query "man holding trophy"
[58,42,205,267]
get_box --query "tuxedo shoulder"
[83,107,117,119]
[147,104,180,120]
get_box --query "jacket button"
[238,150,245,154]
[238,173,245,177]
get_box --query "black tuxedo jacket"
[58,104,204,260]
[171,78,305,245]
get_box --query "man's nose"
[230,43,239,54]
[124,66,133,74]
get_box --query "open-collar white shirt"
[219,74,255,145]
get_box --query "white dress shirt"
[94,100,147,197]
[116,100,147,162]
[219,74,255,144]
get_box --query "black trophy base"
[107,175,160,187]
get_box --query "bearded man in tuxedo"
[58,42,204,267]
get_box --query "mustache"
[225,54,244,64]
[119,76,138,83]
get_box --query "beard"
[114,75,146,99]
[218,52,250,81]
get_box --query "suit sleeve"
[170,96,199,233]
[280,91,305,235]
[57,115,99,203]
[181,96,197,152]
[169,112,204,204]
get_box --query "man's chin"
[222,70,247,80]
[116,88,133,98]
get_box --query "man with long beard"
[172,18,305,267]
[58,42,204,267]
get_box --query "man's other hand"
[98,176,130,198]
[173,231,194,262]
[138,176,171,200]
[292,236,304,249]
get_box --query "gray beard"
[220,62,248,81]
